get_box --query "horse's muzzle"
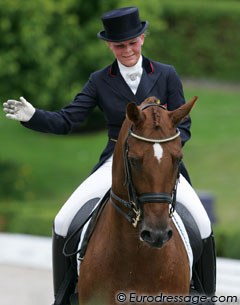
[140,225,173,248]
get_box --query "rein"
[111,102,180,228]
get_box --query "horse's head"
[111,96,197,249]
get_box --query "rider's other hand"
[3,97,36,122]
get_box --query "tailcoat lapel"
[106,60,137,101]
[135,56,162,102]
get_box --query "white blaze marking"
[153,143,163,163]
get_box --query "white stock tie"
[125,70,142,94]
[118,57,143,94]
[126,71,141,82]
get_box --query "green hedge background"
[1,0,240,259]
[1,0,239,109]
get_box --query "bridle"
[111,102,181,228]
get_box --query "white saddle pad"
[172,212,193,279]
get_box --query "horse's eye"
[128,157,142,170]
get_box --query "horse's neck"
[106,201,141,253]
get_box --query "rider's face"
[108,34,145,67]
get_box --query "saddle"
[175,202,202,264]
[63,190,110,260]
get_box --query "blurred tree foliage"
[154,0,240,81]
[0,0,239,112]
[0,159,33,200]
[0,0,118,110]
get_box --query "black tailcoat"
[23,56,191,180]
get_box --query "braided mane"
[152,106,162,128]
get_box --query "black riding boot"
[192,231,216,297]
[52,231,78,305]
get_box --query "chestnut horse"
[78,96,197,305]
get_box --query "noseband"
[111,102,181,228]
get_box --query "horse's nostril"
[140,230,152,243]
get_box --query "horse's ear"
[170,96,198,126]
[126,102,145,125]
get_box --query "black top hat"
[97,7,148,42]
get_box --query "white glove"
[3,96,35,122]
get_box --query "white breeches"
[54,156,212,239]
